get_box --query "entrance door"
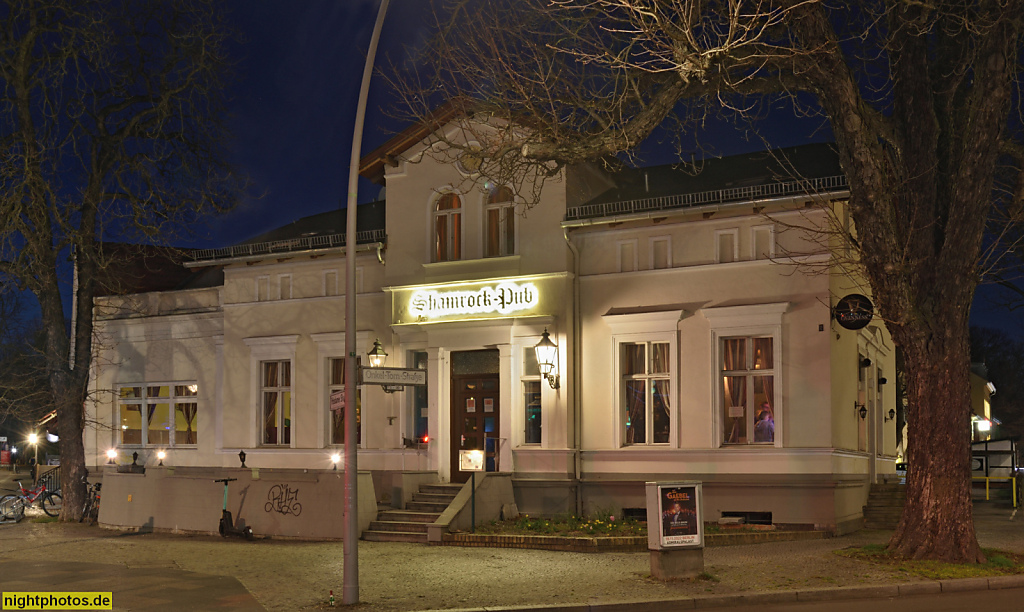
[451,374,500,483]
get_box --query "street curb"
[418,575,1024,612]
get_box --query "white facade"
[86,133,896,533]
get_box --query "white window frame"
[518,340,542,446]
[703,303,787,448]
[115,382,200,448]
[311,331,370,448]
[715,229,739,263]
[323,270,338,296]
[255,276,270,301]
[618,339,673,446]
[484,186,518,258]
[751,225,775,260]
[432,190,462,262]
[604,310,682,448]
[244,335,299,448]
[649,235,671,270]
[617,239,639,272]
[278,274,292,300]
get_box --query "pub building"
[84,121,896,537]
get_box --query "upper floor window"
[433,192,462,262]
[485,185,517,257]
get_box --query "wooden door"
[451,374,500,483]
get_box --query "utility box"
[645,481,705,579]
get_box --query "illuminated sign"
[409,281,539,319]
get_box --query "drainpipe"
[563,227,583,516]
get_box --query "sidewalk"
[1,468,1023,612]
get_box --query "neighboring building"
[85,125,897,535]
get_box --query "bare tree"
[390,0,1024,562]
[0,0,238,520]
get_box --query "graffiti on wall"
[264,484,303,516]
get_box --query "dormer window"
[433,192,462,262]
[484,185,516,258]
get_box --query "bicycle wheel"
[42,491,62,517]
[0,495,25,521]
[80,496,94,524]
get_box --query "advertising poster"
[659,484,700,547]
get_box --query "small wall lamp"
[860,357,872,368]
[238,449,247,468]
[331,452,340,471]
[106,449,117,465]
[855,402,867,419]
[534,328,560,389]
[157,450,166,466]
[885,408,896,422]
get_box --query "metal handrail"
[191,228,386,263]
[565,174,849,221]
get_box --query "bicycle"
[0,480,62,521]
[80,480,102,525]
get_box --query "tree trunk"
[887,316,984,562]
[54,373,88,522]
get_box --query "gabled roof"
[359,101,464,184]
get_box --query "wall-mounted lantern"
[855,402,867,419]
[534,328,560,389]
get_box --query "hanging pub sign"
[834,293,873,330]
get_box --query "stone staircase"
[362,482,463,543]
[862,482,906,529]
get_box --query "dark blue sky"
[201,1,1019,340]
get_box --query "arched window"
[484,185,516,257]
[433,192,462,262]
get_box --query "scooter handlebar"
[214,478,238,483]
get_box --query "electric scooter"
[214,477,254,540]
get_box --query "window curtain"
[653,379,670,443]
[724,376,746,443]
[625,380,646,444]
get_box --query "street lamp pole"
[28,432,38,485]
[344,0,389,605]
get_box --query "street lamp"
[534,329,560,389]
[367,338,388,368]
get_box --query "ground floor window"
[622,341,671,445]
[118,383,199,447]
[329,357,361,445]
[522,346,541,444]
[722,336,775,445]
[407,351,428,443]
[262,360,292,445]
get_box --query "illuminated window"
[433,192,462,262]
[328,357,361,445]
[262,360,292,445]
[485,185,517,257]
[117,383,199,447]
[721,337,775,445]
[522,346,541,445]
[622,342,671,445]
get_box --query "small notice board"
[646,481,704,549]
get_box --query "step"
[362,530,428,544]
[411,493,458,504]
[377,510,442,523]
[369,520,430,533]
[407,501,450,512]
[421,483,464,495]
